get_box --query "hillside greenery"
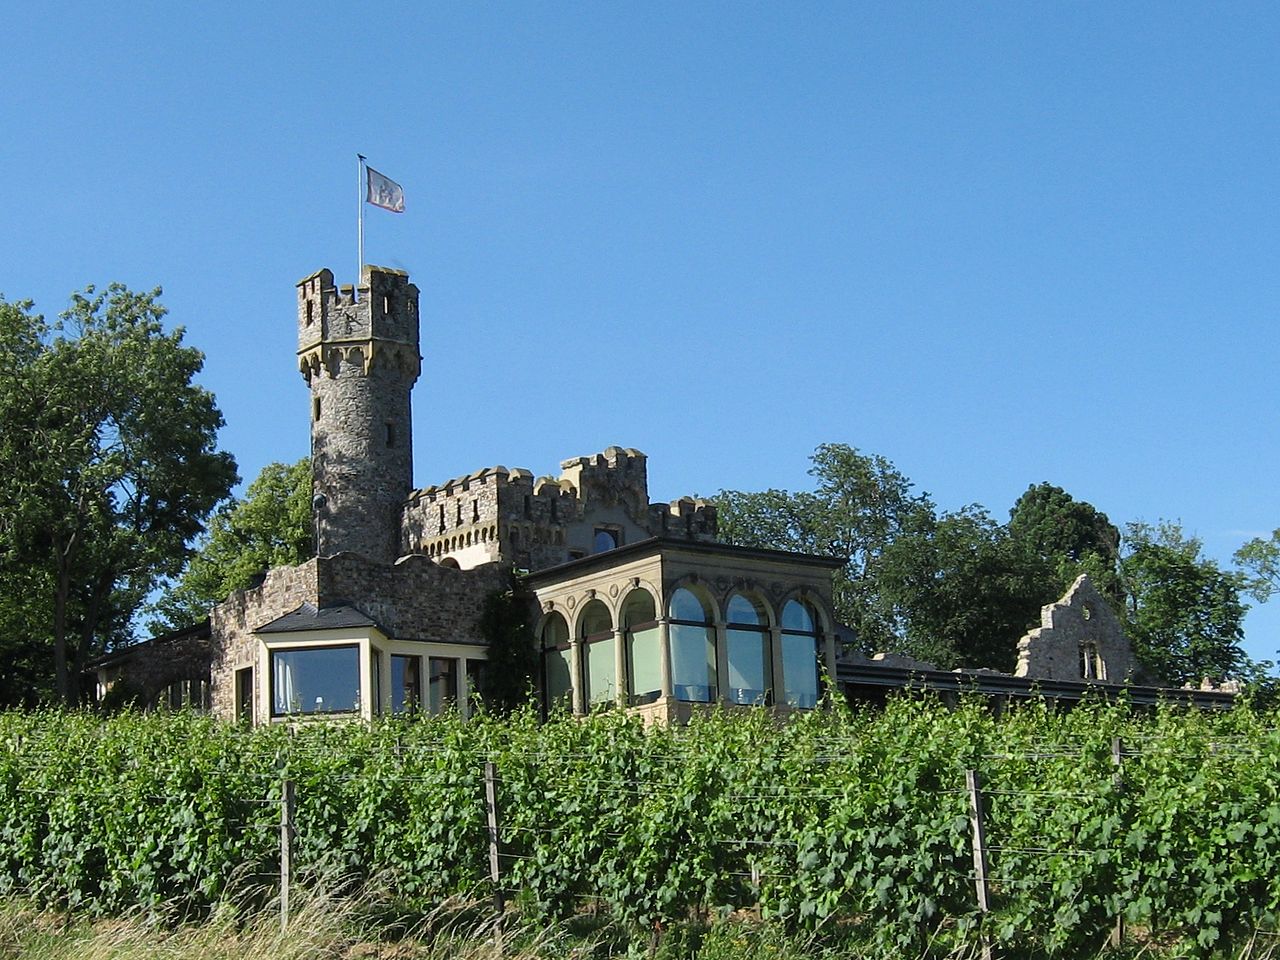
[0,700,1278,957]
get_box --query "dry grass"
[0,894,1277,960]
[0,892,600,960]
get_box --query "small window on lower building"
[235,667,254,723]
[391,655,421,714]
[428,657,458,713]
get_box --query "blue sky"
[4,3,1277,663]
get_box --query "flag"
[365,166,405,213]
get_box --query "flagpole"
[356,153,366,300]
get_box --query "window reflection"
[391,655,420,714]
[781,600,820,708]
[668,587,716,702]
[580,600,616,707]
[623,590,660,705]
[428,657,457,713]
[726,594,771,705]
[271,646,360,716]
[541,614,572,713]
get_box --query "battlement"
[297,266,419,369]
[400,447,717,571]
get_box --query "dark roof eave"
[836,662,1236,709]
[522,536,846,586]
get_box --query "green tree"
[1235,528,1280,603]
[714,444,934,651]
[1007,482,1122,603]
[0,287,237,704]
[876,506,1047,670]
[150,458,312,631]
[1121,522,1252,684]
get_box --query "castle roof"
[255,603,382,635]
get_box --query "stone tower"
[296,266,421,563]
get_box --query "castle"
[202,265,843,724]
[94,265,1236,718]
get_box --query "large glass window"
[580,600,617,707]
[391,655,421,714]
[668,587,716,703]
[428,657,458,713]
[781,600,821,709]
[623,591,661,705]
[725,594,772,705]
[541,614,573,713]
[271,645,360,717]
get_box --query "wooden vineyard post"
[966,769,991,912]
[280,778,296,931]
[484,761,505,915]
[1111,737,1124,949]
[966,768,993,960]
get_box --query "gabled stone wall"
[1015,574,1136,683]
[316,553,509,643]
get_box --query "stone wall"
[94,623,216,709]
[316,553,510,643]
[1015,574,1136,683]
[401,446,718,573]
[209,560,319,721]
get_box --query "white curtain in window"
[273,659,295,714]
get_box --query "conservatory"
[523,537,843,724]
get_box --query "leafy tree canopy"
[714,445,1261,683]
[1008,482,1122,603]
[876,505,1047,671]
[715,443,934,651]
[0,287,237,704]
[1235,528,1280,603]
[1121,522,1254,684]
[150,458,312,632]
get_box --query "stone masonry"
[1015,574,1136,683]
[401,447,718,573]
[298,267,420,564]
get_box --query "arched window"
[725,594,772,705]
[668,587,716,703]
[579,600,616,707]
[622,590,661,705]
[780,599,821,709]
[540,614,572,714]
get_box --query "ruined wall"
[209,560,319,721]
[95,625,216,709]
[1015,574,1136,683]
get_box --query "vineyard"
[0,697,1277,957]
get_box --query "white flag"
[366,166,405,213]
